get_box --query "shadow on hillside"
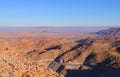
[38,45,61,54]
[55,44,82,61]
[93,58,120,77]
[76,37,94,44]
[65,69,106,77]
[45,45,61,51]
[65,57,120,77]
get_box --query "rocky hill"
[1,37,120,77]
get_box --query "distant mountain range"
[93,28,120,40]
[96,28,120,35]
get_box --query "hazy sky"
[0,0,120,27]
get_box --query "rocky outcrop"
[0,51,64,77]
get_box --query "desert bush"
[5,48,9,50]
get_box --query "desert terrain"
[0,27,120,77]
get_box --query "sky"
[0,0,120,27]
